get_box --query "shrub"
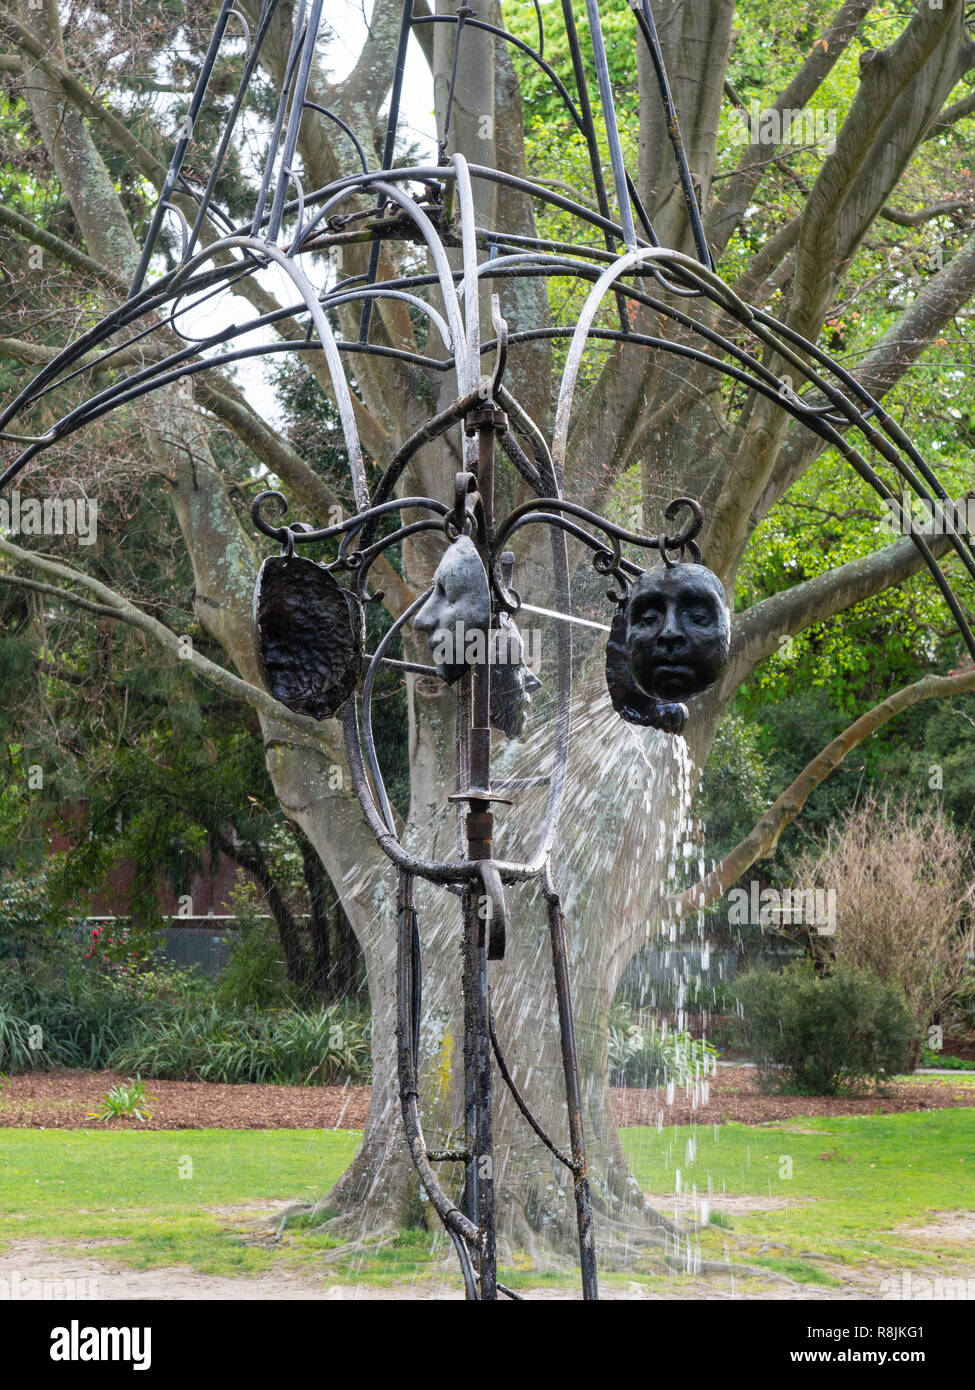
[788,796,975,1057]
[215,881,291,1011]
[609,1009,718,1088]
[0,951,371,1084]
[83,921,160,991]
[0,958,158,1070]
[113,1002,371,1085]
[0,874,67,961]
[735,960,915,1095]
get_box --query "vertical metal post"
[463,413,503,1299]
[546,889,598,1300]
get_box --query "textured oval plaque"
[253,555,363,720]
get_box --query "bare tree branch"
[0,535,334,745]
[0,203,125,288]
[757,223,975,521]
[926,87,975,138]
[880,198,973,227]
[790,0,964,343]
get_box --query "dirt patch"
[644,1191,804,1215]
[611,1068,975,1128]
[0,1070,370,1130]
[894,1212,975,1242]
[1,1236,968,1300]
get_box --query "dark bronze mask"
[625,563,730,702]
[413,537,491,685]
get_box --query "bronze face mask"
[412,537,491,684]
[625,563,730,702]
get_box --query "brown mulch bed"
[2,1066,973,1131]
[0,1069,371,1131]
[611,1067,975,1128]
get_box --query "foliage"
[0,945,371,1084]
[215,880,291,1012]
[91,1080,155,1122]
[788,795,975,1047]
[0,956,158,1071]
[0,872,66,961]
[114,1002,372,1085]
[920,1048,975,1070]
[83,922,159,990]
[735,959,916,1094]
[608,1007,719,1087]
[692,713,775,898]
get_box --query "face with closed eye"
[625,563,730,702]
[413,537,491,683]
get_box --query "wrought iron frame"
[2,0,974,1300]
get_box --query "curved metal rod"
[250,489,452,547]
[452,154,482,474]
[367,180,473,397]
[582,0,636,249]
[752,307,975,575]
[359,389,482,548]
[301,101,370,175]
[128,0,240,295]
[395,869,483,1252]
[495,495,702,558]
[322,286,453,352]
[551,244,752,478]
[362,589,431,834]
[412,14,587,138]
[216,235,368,509]
[631,0,712,268]
[488,1005,575,1171]
[351,520,449,602]
[183,0,283,265]
[249,0,306,236]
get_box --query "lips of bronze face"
[625,563,730,702]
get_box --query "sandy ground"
[4,1189,975,1300]
[3,1235,972,1300]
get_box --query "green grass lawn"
[624,1110,975,1285]
[0,1112,972,1290]
[0,1129,361,1279]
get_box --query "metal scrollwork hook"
[661,496,704,566]
[251,489,293,550]
[447,471,479,540]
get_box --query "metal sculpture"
[3,0,975,1302]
